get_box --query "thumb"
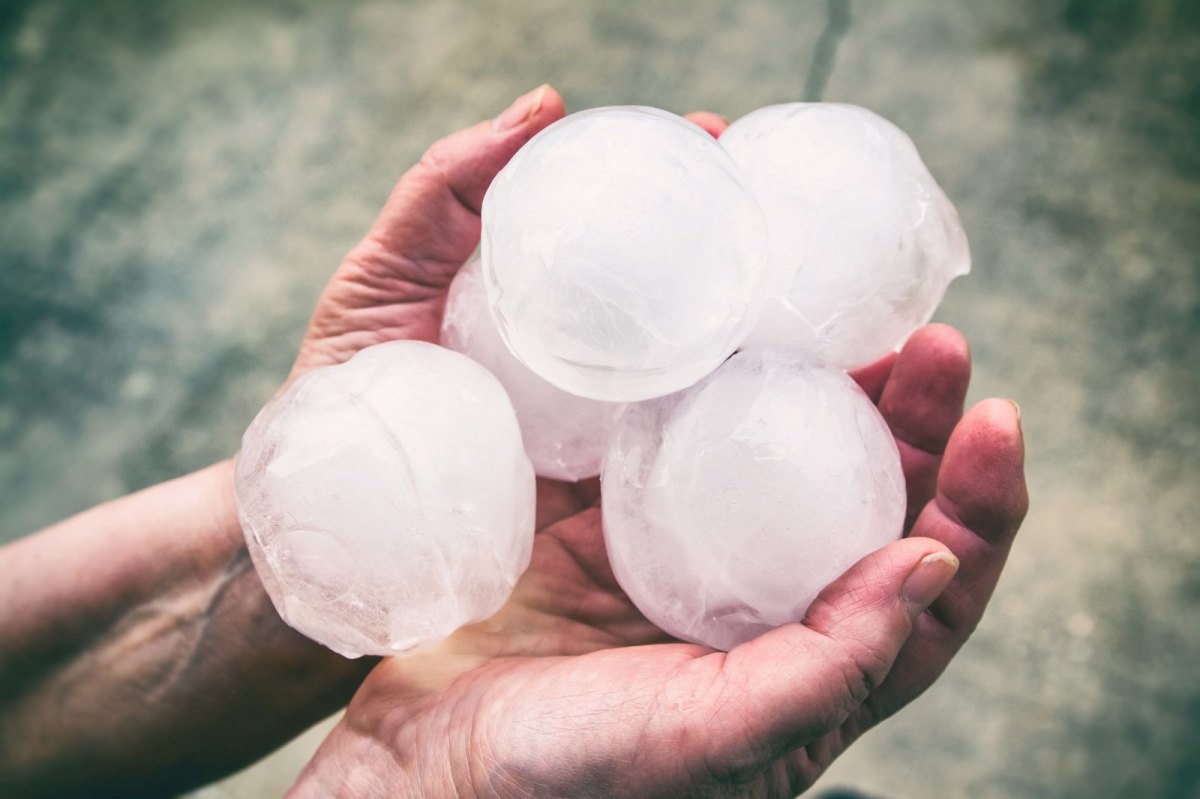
[704,538,958,778]
[349,85,566,288]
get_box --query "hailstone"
[602,348,905,651]
[441,254,623,481]
[482,106,769,402]
[235,340,536,658]
[722,103,970,370]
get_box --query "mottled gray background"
[2,1,1198,797]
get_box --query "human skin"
[0,86,1027,798]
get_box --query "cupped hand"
[293,327,1026,798]
[287,87,1028,797]
[286,84,728,530]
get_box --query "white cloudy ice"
[235,341,535,658]
[722,103,970,370]
[482,106,769,402]
[601,348,906,651]
[441,254,623,482]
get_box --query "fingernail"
[1007,399,1023,439]
[901,551,959,619]
[493,84,548,131]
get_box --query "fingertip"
[804,537,951,635]
[492,85,565,144]
[684,111,729,138]
[534,84,566,125]
[962,398,1024,457]
[879,324,972,455]
[903,323,971,370]
[384,85,566,231]
[1007,399,1023,435]
[849,351,898,403]
[938,398,1029,541]
[900,549,960,620]
[492,84,565,134]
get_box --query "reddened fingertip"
[493,85,550,132]
[1007,399,1023,436]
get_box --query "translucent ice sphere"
[722,103,971,370]
[235,341,536,658]
[482,106,769,402]
[442,254,623,482]
[602,348,905,651]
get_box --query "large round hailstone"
[722,103,971,370]
[235,341,536,658]
[602,348,905,651]
[482,106,769,402]
[442,254,623,481]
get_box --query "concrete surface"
[2,1,1198,796]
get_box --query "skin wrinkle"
[341,249,452,296]
[539,533,625,627]
[2,518,221,699]
[297,311,434,374]
[418,145,488,219]
[356,701,431,790]
[889,423,950,458]
[26,535,252,729]
[356,214,471,285]
[318,722,408,799]
[493,664,641,794]
[142,547,255,703]
[322,273,439,317]
[920,514,998,627]
[2,564,236,776]
[463,691,492,799]
[698,694,778,788]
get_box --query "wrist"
[0,459,378,795]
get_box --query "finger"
[575,476,602,508]
[914,398,1027,635]
[534,476,601,532]
[346,85,566,290]
[877,324,971,531]
[539,506,624,595]
[700,537,957,779]
[852,399,1027,723]
[849,351,897,404]
[685,111,729,138]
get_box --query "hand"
[291,324,1027,798]
[287,85,729,529]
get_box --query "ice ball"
[234,340,536,658]
[722,103,970,370]
[441,254,623,481]
[482,106,769,402]
[602,348,905,651]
